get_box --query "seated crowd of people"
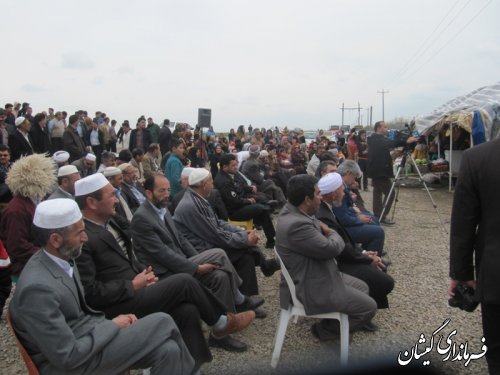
[0,102,394,374]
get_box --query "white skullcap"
[189,168,210,186]
[58,165,79,177]
[33,199,82,229]
[85,153,97,162]
[117,163,132,171]
[103,167,121,177]
[318,172,343,195]
[181,167,195,178]
[259,150,269,158]
[53,150,70,163]
[15,116,27,127]
[75,173,109,196]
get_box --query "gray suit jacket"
[276,203,347,315]
[9,250,120,373]
[131,201,199,277]
[174,188,248,252]
[48,186,75,200]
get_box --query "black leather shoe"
[254,307,267,319]
[208,334,248,352]
[381,218,395,226]
[267,200,280,209]
[260,257,280,277]
[362,321,379,332]
[236,295,265,312]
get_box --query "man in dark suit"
[9,198,195,375]
[215,153,276,248]
[74,173,255,367]
[63,114,87,163]
[366,121,418,224]
[317,173,394,312]
[131,173,263,352]
[276,174,376,340]
[449,137,500,374]
[8,116,34,161]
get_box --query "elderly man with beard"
[9,199,195,375]
[74,173,256,367]
[131,173,262,352]
[317,173,394,324]
[174,168,280,318]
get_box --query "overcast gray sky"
[2,0,498,131]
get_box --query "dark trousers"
[372,177,394,220]
[357,159,368,190]
[345,224,385,256]
[109,140,117,153]
[0,266,12,317]
[230,204,276,243]
[339,262,394,309]
[482,303,500,374]
[99,273,226,368]
[91,145,103,168]
[224,247,259,296]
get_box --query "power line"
[393,0,461,82]
[393,0,473,85]
[397,0,493,84]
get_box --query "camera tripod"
[379,150,448,235]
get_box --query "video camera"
[448,284,479,312]
[388,123,422,151]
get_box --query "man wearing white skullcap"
[333,161,386,257]
[9,198,196,375]
[8,116,34,161]
[276,174,377,341]
[132,173,259,351]
[175,168,282,316]
[103,166,134,224]
[74,174,255,365]
[71,153,96,178]
[48,165,81,200]
[317,172,394,322]
[52,150,70,167]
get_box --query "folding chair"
[227,218,254,231]
[5,311,40,375]
[271,249,349,368]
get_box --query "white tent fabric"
[415,82,500,140]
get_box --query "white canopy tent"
[414,82,500,191]
[415,82,500,140]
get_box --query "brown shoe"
[211,311,255,338]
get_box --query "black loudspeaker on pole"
[198,108,211,128]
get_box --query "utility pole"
[340,102,363,127]
[341,103,345,126]
[377,89,389,121]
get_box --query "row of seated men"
[0,151,393,374]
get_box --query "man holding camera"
[449,137,500,374]
[366,121,418,224]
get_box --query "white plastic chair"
[271,249,349,368]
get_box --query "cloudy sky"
[2,0,498,131]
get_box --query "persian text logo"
[397,319,487,367]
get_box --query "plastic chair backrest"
[5,311,40,375]
[274,248,305,309]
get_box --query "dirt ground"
[0,180,489,374]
